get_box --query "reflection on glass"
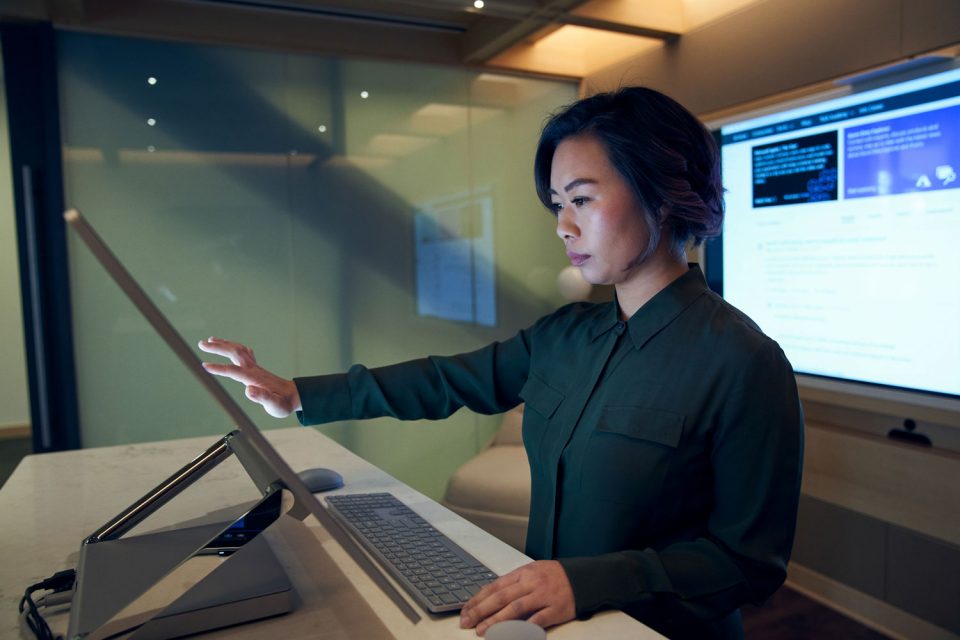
[57,31,576,498]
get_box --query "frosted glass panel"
[0,38,31,430]
[58,32,575,498]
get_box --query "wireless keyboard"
[325,492,498,613]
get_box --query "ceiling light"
[490,25,661,77]
[474,0,484,8]
[147,118,157,126]
[318,125,327,133]
[360,90,370,99]
[147,77,157,86]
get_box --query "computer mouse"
[296,467,344,492]
[484,620,546,640]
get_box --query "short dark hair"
[534,87,724,253]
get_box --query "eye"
[549,202,563,216]
[571,196,589,207]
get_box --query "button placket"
[542,327,623,556]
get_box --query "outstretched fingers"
[198,336,257,367]
[200,361,258,385]
[197,336,302,418]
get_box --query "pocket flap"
[597,406,684,447]
[519,375,564,419]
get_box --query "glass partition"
[57,32,576,498]
[0,35,31,433]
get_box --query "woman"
[200,87,803,639]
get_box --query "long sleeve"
[290,266,804,639]
[293,329,534,426]
[557,339,804,634]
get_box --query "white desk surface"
[0,427,659,639]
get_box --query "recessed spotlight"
[474,0,484,8]
[147,76,157,86]
[318,125,327,133]
[147,118,157,126]
[360,90,370,99]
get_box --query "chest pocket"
[579,406,684,506]
[519,375,564,466]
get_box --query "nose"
[555,208,579,241]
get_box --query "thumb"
[246,385,291,418]
[245,385,268,403]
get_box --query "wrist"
[289,380,302,412]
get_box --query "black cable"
[19,569,76,640]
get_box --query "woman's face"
[549,133,653,287]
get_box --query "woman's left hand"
[459,560,576,636]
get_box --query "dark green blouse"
[295,265,803,639]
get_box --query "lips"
[566,251,589,267]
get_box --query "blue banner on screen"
[753,131,839,207]
[720,66,960,400]
[845,104,960,199]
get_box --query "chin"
[577,270,600,285]
[582,272,613,287]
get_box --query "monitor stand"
[83,526,293,640]
[68,433,295,640]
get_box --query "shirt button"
[614,321,626,335]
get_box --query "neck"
[614,244,689,320]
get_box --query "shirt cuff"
[557,553,646,617]
[293,374,353,426]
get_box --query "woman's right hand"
[198,337,302,418]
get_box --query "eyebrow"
[549,178,598,195]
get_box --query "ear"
[657,203,672,227]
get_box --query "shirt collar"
[589,264,709,349]
[589,299,623,342]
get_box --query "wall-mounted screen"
[716,64,960,410]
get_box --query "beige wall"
[585,0,960,117]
